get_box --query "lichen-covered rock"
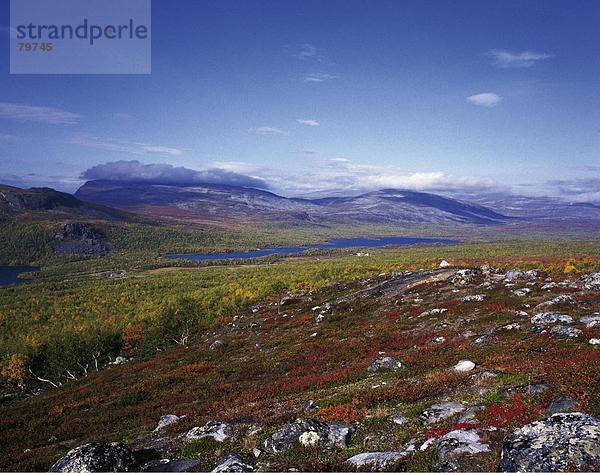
[367,356,403,372]
[435,429,490,460]
[449,269,478,286]
[579,272,600,290]
[211,454,253,473]
[530,312,573,325]
[186,421,231,442]
[504,269,526,282]
[461,294,486,302]
[580,315,600,328]
[534,296,577,312]
[345,451,408,470]
[49,442,137,472]
[499,412,600,472]
[263,418,354,453]
[420,402,466,424]
[550,325,582,339]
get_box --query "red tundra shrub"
[317,402,362,423]
[478,394,543,429]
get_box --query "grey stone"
[461,294,485,302]
[580,315,600,328]
[391,415,408,426]
[186,421,231,442]
[209,340,226,351]
[579,272,600,290]
[449,269,478,286]
[502,383,550,397]
[436,429,490,460]
[154,414,181,432]
[420,402,466,424]
[263,418,354,453]
[550,325,582,339]
[49,443,137,472]
[367,356,403,373]
[531,312,573,325]
[211,454,253,473]
[547,395,579,414]
[499,412,600,472]
[345,451,408,470]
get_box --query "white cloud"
[209,161,264,174]
[546,177,600,204]
[136,144,183,156]
[0,102,80,125]
[288,43,331,64]
[248,126,291,136]
[262,157,498,196]
[297,119,320,127]
[304,73,337,83]
[466,93,501,107]
[70,135,184,156]
[81,160,268,189]
[292,149,319,155]
[486,49,553,68]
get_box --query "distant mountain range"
[74,180,509,225]
[3,180,599,228]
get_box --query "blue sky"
[1,0,599,201]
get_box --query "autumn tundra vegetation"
[0,206,600,471]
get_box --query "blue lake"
[0,266,39,287]
[167,236,459,261]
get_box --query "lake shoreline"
[166,236,459,261]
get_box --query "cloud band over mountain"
[81,160,269,189]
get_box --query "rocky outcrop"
[186,421,231,442]
[530,312,573,325]
[499,412,600,472]
[580,273,600,290]
[211,454,253,473]
[262,418,354,453]
[53,223,110,256]
[49,442,137,472]
[549,325,582,339]
[345,451,408,470]
[449,269,478,286]
[154,414,181,432]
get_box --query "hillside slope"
[1,265,598,471]
[0,184,130,222]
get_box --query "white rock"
[454,360,476,372]
[439,260,450,268]
[154,414,181,432]
[589,338,600,345]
